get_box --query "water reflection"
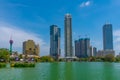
[102,62,119,80]
[48,62,60,80]
[0,62,120,80]
[64,62,74,80]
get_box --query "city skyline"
[0,0,120,56]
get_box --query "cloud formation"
[80,1,91,8]
[113,30,120,54]
[0,23,49,56]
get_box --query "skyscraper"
[103,23,113,50]
[75,38,90,58]
[64,13,73,57]
[85,38,90,57]
[50,25,61,59]
[89,46,97,57]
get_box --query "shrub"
[104,54,115,62]
[0,63,6,68]
[10,62,35,67]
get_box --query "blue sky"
[0,0,120,56]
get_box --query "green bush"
[104,54,115,62]
[0,48,10,62]
[0,63,6,68]
[40,56,54,62]
[115,56,120,62]
[10,62,35,67]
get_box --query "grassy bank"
[10,62,35,67]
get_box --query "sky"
[0,0,120,56]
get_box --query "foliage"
[88,57,96,62]
[40,56,54,62]
[58,58,64,62]
[0,48,10,62]
[10,57,15,61]
[19,54,23,59]
[0,63,6,68]
[79,58,88,61]
[104,54,115,62]
[115,56,120,62]
[34,57,41,62]
[10,62,35,67]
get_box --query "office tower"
[23,40,40,56]
[75,38,90,58]
[75,40,80,57]
[103,23,113,50]
[50,25,61,59]
[93,47,97,57]
[89,46,93,57]
[9,37,13,55]
[64,13,73,57]
[85,38,90,57]
[89,46,97,57]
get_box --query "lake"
[0,62,120,80]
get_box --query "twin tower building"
[50,13,73,59]
[50,13,114,59]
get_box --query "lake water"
[0,62,120,80]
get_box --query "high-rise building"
[64,13,73,57]
[93,47,97,56]
[23,40,40,56]
[50,25,61,59]
[75,38,90,58]
[75,40,80,57]
[85,38,90,57]
[89,46,97,57]
[103,23,113,50]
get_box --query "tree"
[40,56,54,62]
[115,56,120,62]
[104,54,115,62]
[0,48,10,62]
[19,54,23,59]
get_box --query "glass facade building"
[75,38,90,58]
[64,13,73,57]
[50,25,61,59]
[103,23,113,50]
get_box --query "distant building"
[103,23,113,50]
[90,46,97,57]
[9,37,13,55]
[93,47,97,57]
[75,38,90,58]
[97,50,115,57]
[50,25,61,59]
[102,23,115,56]
[116,53,120,57]
[89,46,93,57]
[23,40,40,56]
[64,13,73,57]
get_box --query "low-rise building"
[23,40,40,56]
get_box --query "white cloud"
[113,30,120,55]
[114,30,120,36]
[114,30,120,42]
[0,23,49,56]
[80,1,91,8]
